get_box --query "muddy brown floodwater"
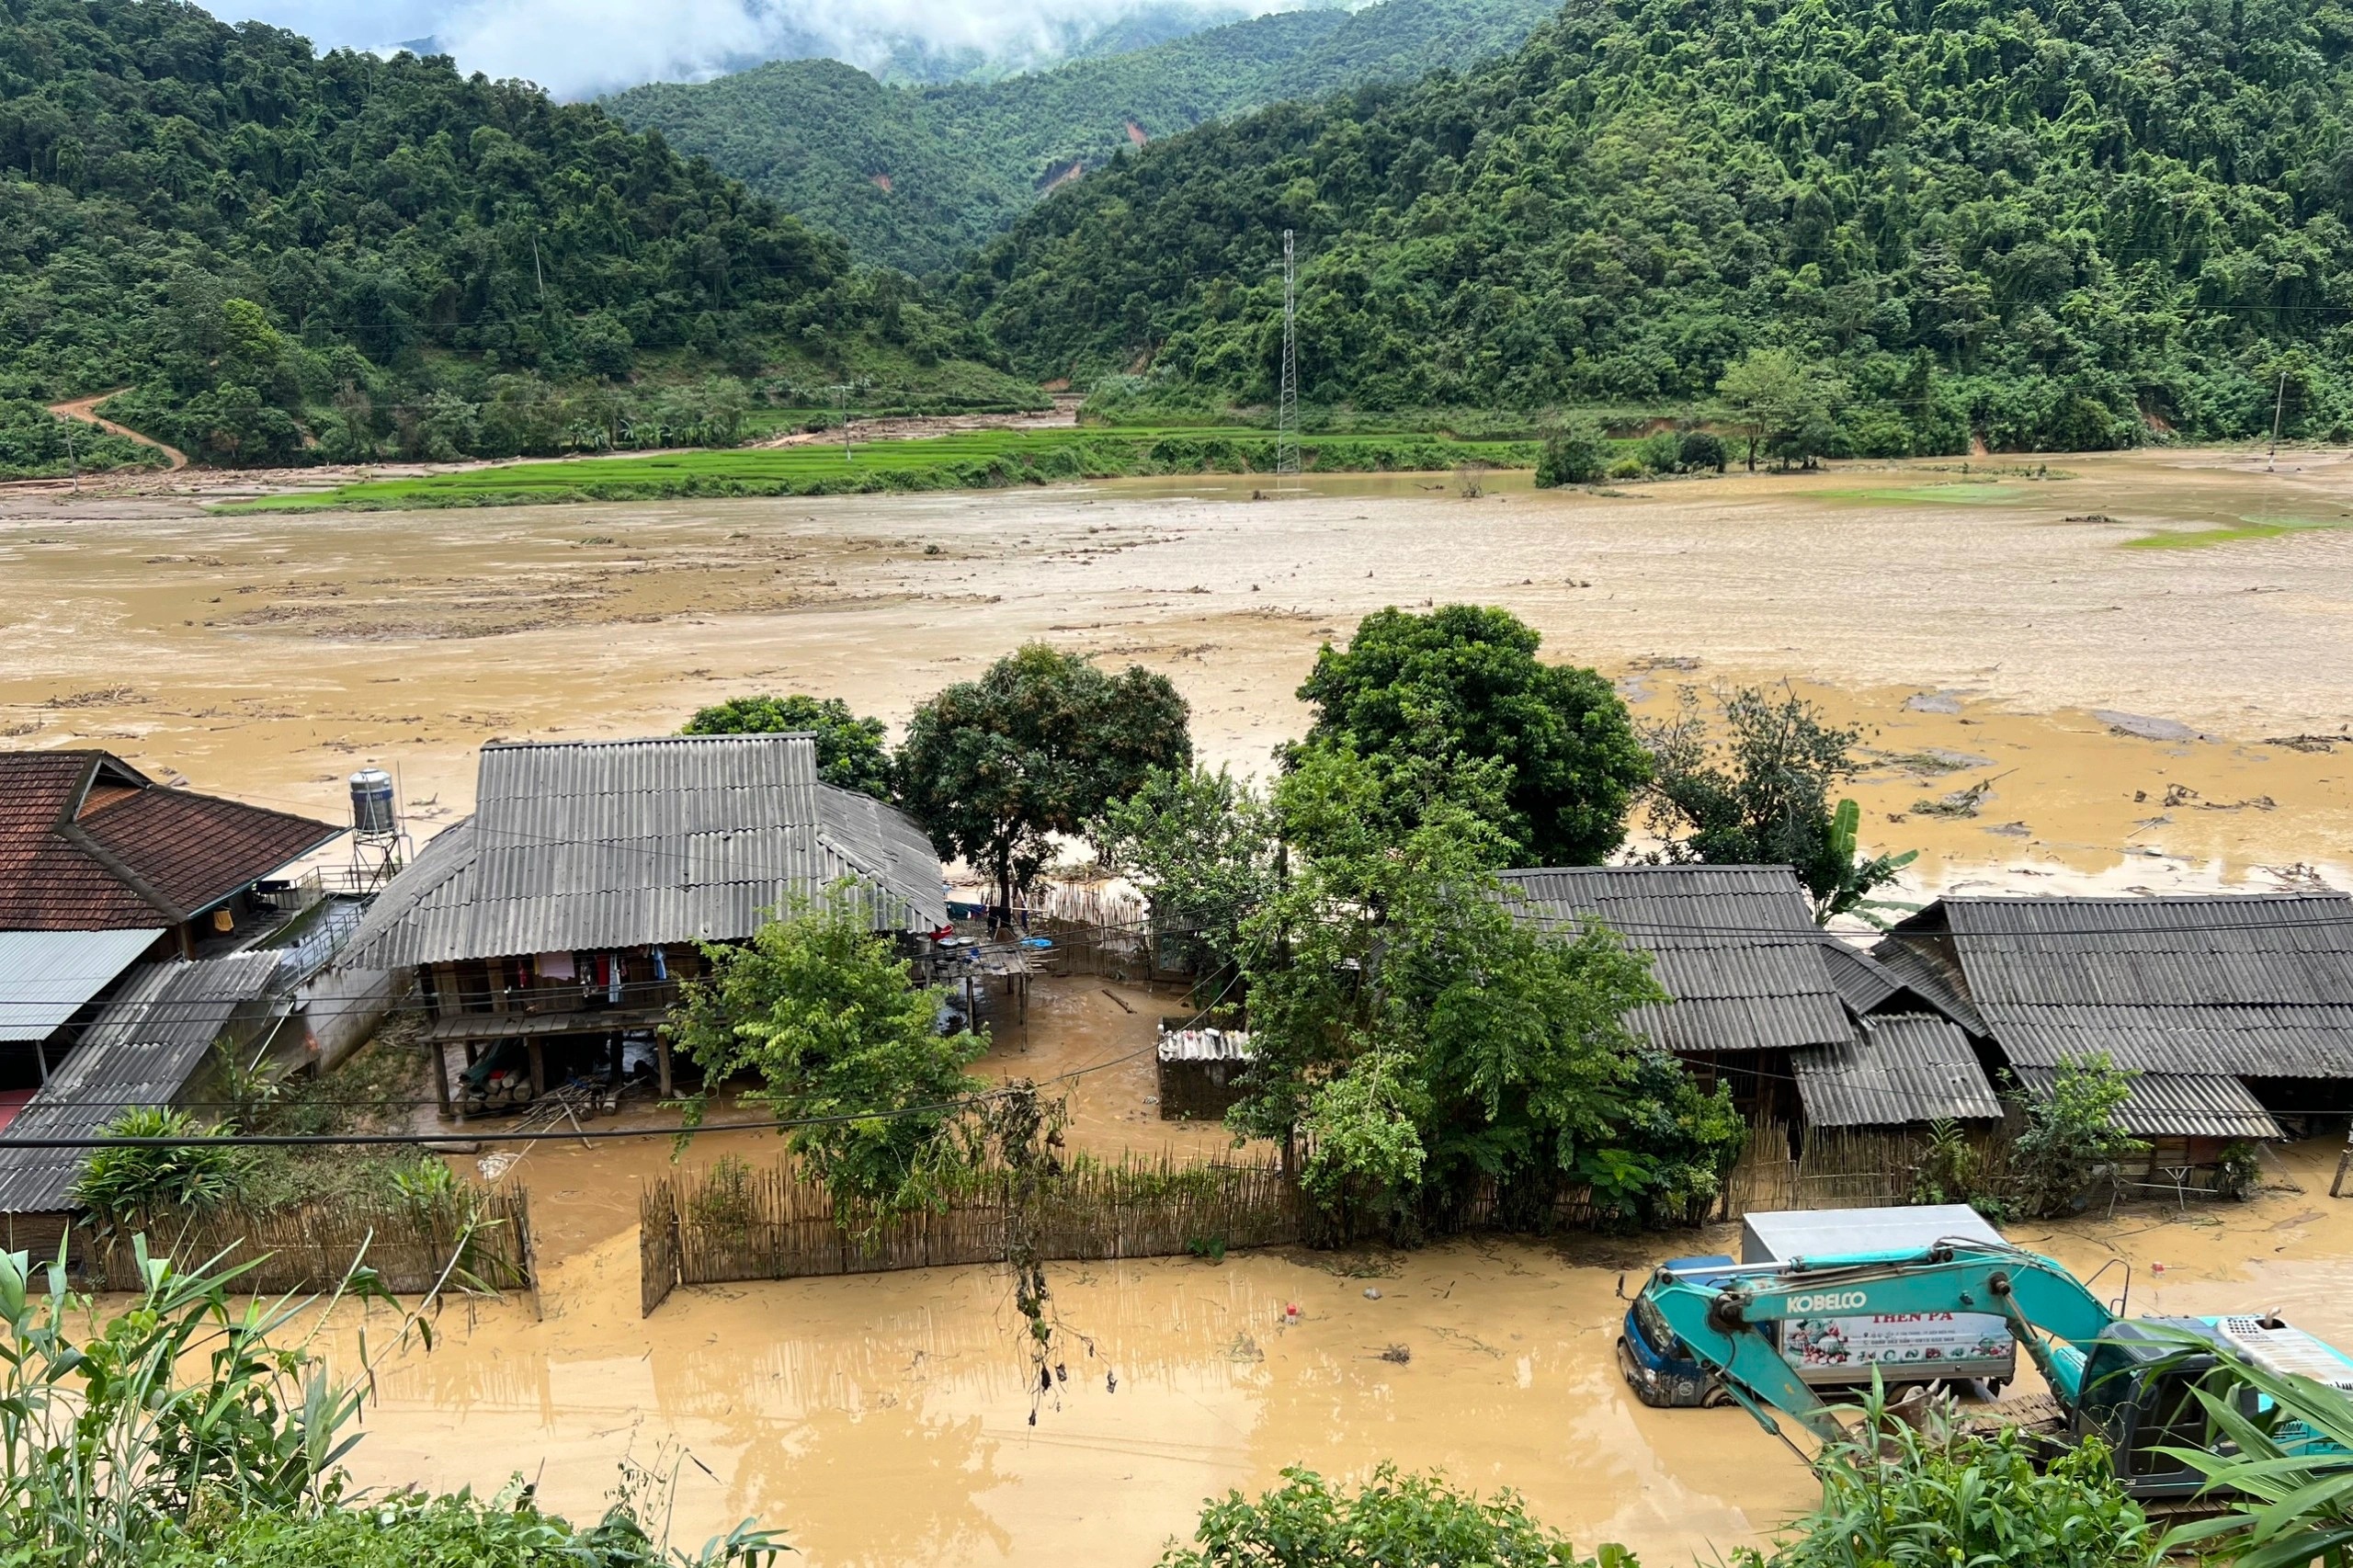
[309,1138,2353,1566]
[3,446,2351,894]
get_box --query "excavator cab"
[2073,1319,2247,1498]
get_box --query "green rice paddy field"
[220,428,1540,512]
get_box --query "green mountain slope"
[961,0,2353,451]
[607,0,1558,276]
[0,0,1031,467]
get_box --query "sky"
[222,0,1302,100]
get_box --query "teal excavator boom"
[1637,1237,2353,1501]
[1643,1239,2112,1444]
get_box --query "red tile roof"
[0,751,341,929]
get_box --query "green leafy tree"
[683,694,895,800]
[1162,1463,1631,1568]
[1090,764,1279,989]
[2010,1054,2149,1220]
[1233,745,1736,1241]
[1297,605,1648,867]
[72,1108,251,1224]
[1642,686,1915,924]
[1533,418,1607,487]
[668,893,985,1221]
[897,643,1192,912]
[1716,349,1845,472]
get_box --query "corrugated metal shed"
[2009,1064,2285,1141]
[0,952,284,1214]
[0,928,160,1041]
[339,734,947,970]
[1889,895,2353,1077]
[1497,866,1854,1054]
[1791,1014,2003,1129]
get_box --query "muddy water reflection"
[335,1231,1809,1565]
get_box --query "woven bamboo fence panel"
[642,1155,1297,1312]
[85,1182,535,1297]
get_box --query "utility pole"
[2268,369,2287,472]
[529,233,546,303]
[826,382,856,460]
[1277,229,1299,489]
[62,420,77,493]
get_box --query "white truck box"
[1739,1205,2018,1390]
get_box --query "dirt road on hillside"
[47,391,188,470]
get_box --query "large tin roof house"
[339,733,947,1116]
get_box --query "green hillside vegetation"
[961,0,2353,452]
[213,426,1539,510]
[0,0,1034,468]
[606,0,1558,277]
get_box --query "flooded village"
[7,446,2353,1564]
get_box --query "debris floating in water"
[1363,1288,1383,1301]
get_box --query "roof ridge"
[482,732,817,752]
[52,819,184,921]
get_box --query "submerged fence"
[82,1183,536,1298]
[641,1155,1298,1315]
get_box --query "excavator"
[1633,1237,2353,1501]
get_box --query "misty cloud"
[224,0,1304,99]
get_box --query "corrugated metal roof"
[1818,937,1904,1015]
[0,928,159,1041]
[1157,1028,1253,1062]
[1498,866,1854,1053]
[0,951,285,1214]
[1791,1013,2003,1128]
[339,735,947,970]
[2009,1064,2285,1141]
[1896,895,2353,1078]
[1867,933,1987,1033]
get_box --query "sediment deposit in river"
[6,447,2349,895]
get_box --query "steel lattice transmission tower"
[1276,229,1300,483]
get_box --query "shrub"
[1606,457,1646,480]
[1741,1384,2155,1568]
[71,1108,251,1223]
[1533,418,1607,486]
[2212,1139,2263,1199]
[1677,429,1727,472]
[1636,430,1682,472]
[2010,1054,2147,1218]
[1161,1464,1632,1568]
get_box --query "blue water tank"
[349,767,397,836]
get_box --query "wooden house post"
[433,1039,453,1120]
[656,1034,673,1098]
[527,1039,546,1100]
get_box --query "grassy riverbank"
[214,428,1538,512]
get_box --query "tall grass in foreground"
[0,1236,370,1562]
[0,1238,784,1567]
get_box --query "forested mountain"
[0,0,1029,467]
[607,0,1558,277]
[961,0,2353,451]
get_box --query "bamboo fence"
[83,1183,536,1298]
[641,1154,1297,1314]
